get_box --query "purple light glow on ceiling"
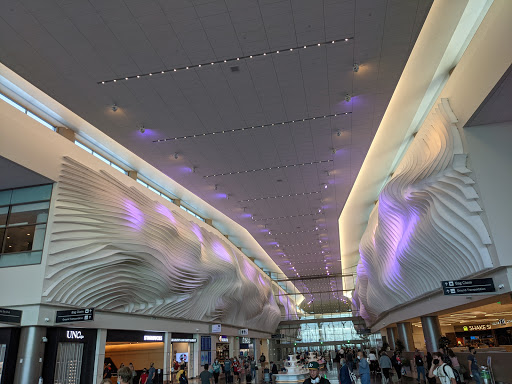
[122,199,145,229]
[135,128,159,138]
[258,274,267,287]
[215,193,228,199]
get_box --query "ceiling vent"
[230,66,240,72]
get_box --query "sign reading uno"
[463,324,492,331]
[66,330,85,340]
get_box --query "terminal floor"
[183,366,481,384]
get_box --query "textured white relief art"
[43,158,296,332]
[353,99,493,324]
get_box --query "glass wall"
[0,184,52,267]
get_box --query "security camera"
[139,126,146,134]
[331,148,337,154]
[112,104,118,112]
[344,94,351,103]
[353,63,360,72]
[174,153,179,160]
[337,130,341,137]
[42,337,48,343]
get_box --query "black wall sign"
[55,308,94,323]
[442,278,495,295]
[0,308,22,324]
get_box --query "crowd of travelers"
[98,345,483,384]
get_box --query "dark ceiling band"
[153,112,351,143]
[97,37,353,85]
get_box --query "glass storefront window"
[0,184,52,267]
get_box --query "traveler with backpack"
[428,352,457,384]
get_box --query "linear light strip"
[253,212,322,222]
[154,112,351,142]
[204,159,332,178]
[238,190,320,203]
[98,37,353,84]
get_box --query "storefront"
[454,323,512,347]
[171,333,196,369]
[239,337,254,358]
[216,335,229,362]
[42,327,97,384]
[0,327,20,384]
[106,330,165,383]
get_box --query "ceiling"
[466,64,512,127]
[0,156,53,190]
[0,0,432,309]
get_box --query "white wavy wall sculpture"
[354,99,493,325]
[43,157,297,332]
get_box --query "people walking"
[379,351,392,384]
[414,350,426,383]
[357,352,370,384]
[467,347,482,384]
[212,359,221,384]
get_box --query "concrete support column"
[164,332,172,384]
[211,336,217,364]
[421,316,442,352]
[254,338,261,362]
[93,329,107,384]
[397,322,415,351]
[233,337,240,359]
[13,326,46,384]
[386,328,396,350]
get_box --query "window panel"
[26,111,55,131]
[0,207,8,228]
[0,251,42,267]
[11,185,52,204]
[3,224,45,253]
[0,190,12,206]
[0,93,26,113]
[7,202,50,226]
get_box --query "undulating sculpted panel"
[354,99,493,325]
[43,158,296,332]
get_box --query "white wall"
[464,121,512,267]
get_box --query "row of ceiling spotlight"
[98,37,354,84]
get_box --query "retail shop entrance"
[106,330,165,383]
[42,327,97,384]
[216,335,230,362]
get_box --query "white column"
[164,332,172,384]
[229,337,235,360]
[188,333,201,378]
[93,329,107,384]
[211,336,217,363]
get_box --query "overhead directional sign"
[0,308,22,324]
[238,328,249,336]
[271,334,285,339]
[442,278,495,295]
[56,308,94,323]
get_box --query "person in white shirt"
[429,352,456,384]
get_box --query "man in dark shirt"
[414,350,426,383]
[103,363,112,379]
[200,364,213,384]
[303,362,330,384]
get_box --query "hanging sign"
[442,279,495,295]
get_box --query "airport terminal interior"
[0,0,511,383]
